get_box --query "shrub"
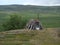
[2,14,27,31]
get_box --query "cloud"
[0,0,60,6]
[27,0,60,6]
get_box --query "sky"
[0,0,60,6]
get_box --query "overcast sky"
[0,0,60,6]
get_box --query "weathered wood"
[26,19,43,30]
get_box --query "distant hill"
[0,5,60,13]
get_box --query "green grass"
[0,12,60,32]
[40,17,60,28]
[0,12,60,28]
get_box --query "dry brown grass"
[0,28,60,45]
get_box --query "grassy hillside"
[0,5,60,13]
[0,5,60,31]
[0,11,60,28]
[0,5,60,45]
[0,28,60,45]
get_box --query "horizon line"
[0,4,60,6]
